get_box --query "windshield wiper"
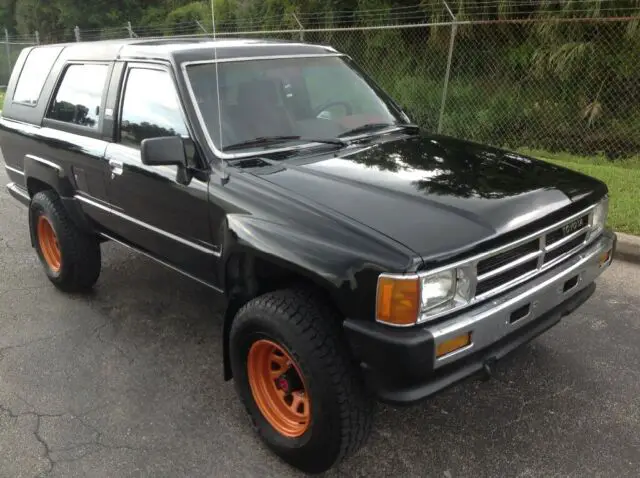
[338,123,393,138]
[338,122,420,139]
[223,135,346,152]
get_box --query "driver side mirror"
[140,136,187,167]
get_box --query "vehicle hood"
[247,134,606,261]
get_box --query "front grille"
[545,229,564,245]
[475,259,538,296]
[477,239,539,276]
[473,212,591,298]
[544,232,588,263]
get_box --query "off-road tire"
[229,287,373,474]
[29,190,101,292]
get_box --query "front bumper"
[344,230,616,405]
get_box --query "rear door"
[103,62,216,283]
[38,61,121,230]
[42,62,112,198]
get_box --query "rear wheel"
[30,190,101,292]
[230,288,373,473]
[36,215,62,273]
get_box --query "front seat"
[235,79,295,140]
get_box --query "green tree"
[0,0,18,33]
[15,0,65,40]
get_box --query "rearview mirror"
[140,136,187,167]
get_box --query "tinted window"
[13,46,63,105]
[47,64,109,129]
[119,68,188,148]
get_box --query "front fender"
[219,213,412,322]
[218,213,410,381]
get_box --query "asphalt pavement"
[1,165,639,478]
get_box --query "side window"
[12,46,63,106]
[119,68,188,148]
[46,64,109,129]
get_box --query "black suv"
[1,38,616,473]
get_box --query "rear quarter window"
[12,46,63,106]
[46,63,109,129]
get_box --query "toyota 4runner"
[0,38,616,473]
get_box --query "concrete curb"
[614,232,640,264]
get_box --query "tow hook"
[481,358,496,381]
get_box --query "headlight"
[376,267,474,326]
[421,270,455,310]
[590,196,609,238]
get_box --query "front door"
[104,63,217,284]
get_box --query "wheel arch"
[23,155,74,197]
[215,210,401,381]
[221,248,347,381]
[24,156,95,242]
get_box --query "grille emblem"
[562,218,585,236]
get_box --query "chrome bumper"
[6,181,30,206]
[429,230,616,368]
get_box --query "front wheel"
[229,288,373,473]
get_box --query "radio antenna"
[210,0,224,156]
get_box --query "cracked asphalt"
[1,164,640,478]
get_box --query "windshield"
[185,55,409,153]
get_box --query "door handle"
[109,160,123,178]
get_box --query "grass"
[519,148,640,236]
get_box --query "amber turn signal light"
[376,276,420,326]
[436,332,472,358]
[598,249,611,267]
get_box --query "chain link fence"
[1,15,639,159]
[0,30,35,90]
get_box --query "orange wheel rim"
[247,339,311,437]
[37,216,61,272]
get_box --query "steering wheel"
[313,101,353,119]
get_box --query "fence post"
[35,30,40,45]
[292,13,304,42]
[74,25,81,42]
[195,20,208,34]
[438,1,457,134]
[4,28,11,77]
